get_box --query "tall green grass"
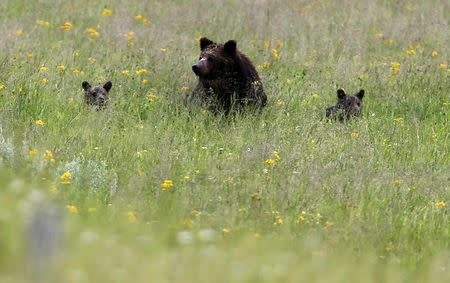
[0,0,448,282]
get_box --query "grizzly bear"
[81,81,112,110]
[326,89,365,121]
[191,37,267,114]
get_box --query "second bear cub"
[326,89,365,121]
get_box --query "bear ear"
[200,37,214,51]
[356,89,364,100]
[224,40,237,55]
[103,81,112,92]
[82,81,91,91]
[337,89,346,99]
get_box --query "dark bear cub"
[81,81,112,109]
[191,37,267,114]
[326,89,364,121]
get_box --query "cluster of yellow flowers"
[87,28,99,37]
[60,22,72,31]
[60,172,72,184]
[36,20,50,26]
[102,8,112,17]
[161,180,173,190]
[135,14,150,25]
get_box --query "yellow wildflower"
[143,19,150,25]
[160,48,167,52]
[66,205,78,213]
[432,133,438,139]
[36,20,50,26]
[384,39,394,44]
[35,120,45,126]
[404,6,413,12]
[87,28,99,36]
[191,210,203,216]
[122,70,130,76]
[271,48,280,59]
[42,150,53,159]
[60,172,72,184]
[127,211,136,223]
[440,64,447,68]
[27,53,33,58]
[222,228,230,233]
[325,221,334,227]
[16,30,23,35]
[136,69,147,75]
[0,85,4,90]
[180,218,193,226]
[88,57,94,61]
[184,176,190,179]
[41,78,48,83]
[181,86,189,91]
[57,65,65,70]
[393,117,403,122]
[286,79,291,84]
[275,39,283,47]
[273,151,280,160]
[137,170,144,175]
[435,202,446,207]
[390,62,400,67]
[263,62,270,68]
[102,8,112,16]
[376,33,383,38]
[406,50,416,55]
[431,51,438,57]
[29,150,38,157]
[394,179,403,184]
[135,14,143,20]
[264,40,270,48]
[60,22,72,31]
[265,158,275,165]
[49,186,58,195]
[142,79,148,84]
[39,65,48,71]
[385,242,393,252]
[351,132,359,138]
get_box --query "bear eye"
[207,57,214,62]
[199,56,202,60]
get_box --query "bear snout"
[192,63,200,75]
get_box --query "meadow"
[0,0,448,282]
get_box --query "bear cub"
[326,89,365,121]
[82,81,112,110]
[191,37,267,114]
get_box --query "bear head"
[326,89,365,120]
[192,37,238,80]
[81,81,112,109]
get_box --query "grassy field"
[0,0,449,282]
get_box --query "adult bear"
[191,37,267,114]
